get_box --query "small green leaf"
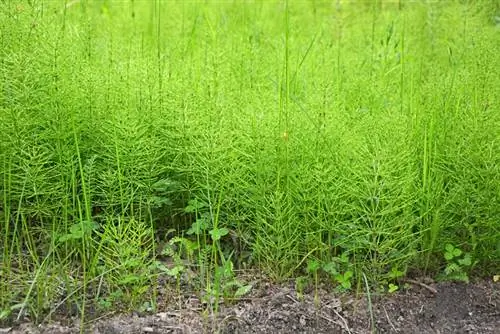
[181,239,199,253]
[161,245,175,257]
[235,284,253,297]
[389,267,404,279]
[458,253,472,266]
[152,179,173,192]
[184,205,196,213]
[445,244,454,253]
[118,275,141,285]
[123,258,141,268]
[155,261,184,277]
[388,283,399,293]
[209,227,229,241]
[140,301,153,313]
[447,272,469,283]
[334,273,343,282]
[307,259,320,273]
[169,236,184,245]
[341,280,352,290]
[98,298,112,309]
[59,221,98,242]
[222,280,240,290]
[151,196,172,208]
[453,248,462,257]
[445,263,460,275]
[184,199,206,213]
[187,218,208,235]
[444,252,454,261]
[164,265,184,277]
[339,252,350,263]
[111,289,124,298]
[322,262,338,275]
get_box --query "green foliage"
[154,200,252,311]
[307,259,321,274]
[93,217,155,310]
[439,244,476,283]
[322,253,355,291]
[209,227,229,242]
[444,244,463,261]
[295,276,309,301]
[211,258,253,304]
[298,254,355,293]
[388,283,399,293]
[0,0,498,325]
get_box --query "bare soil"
[3,279,498,334]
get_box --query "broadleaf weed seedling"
[155,199,251,312]
[322,252,354,291]
[198,253,252,312]
[388,283,399,293]
[155,236,196,286]
[383,266,406,293]
[438,244,475,283]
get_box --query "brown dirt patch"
[2,279,498,333]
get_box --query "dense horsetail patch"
[0,0,498,325]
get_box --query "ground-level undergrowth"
[1,0,499,327]
[3,278,499,333]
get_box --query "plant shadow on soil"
[4,279,498,334]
